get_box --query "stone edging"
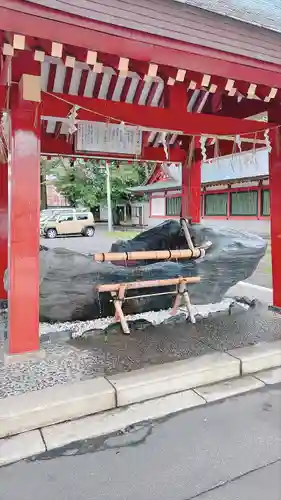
[1,340,281,467]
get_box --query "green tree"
[44,158,152,210]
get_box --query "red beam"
[1,2,281,88]
[41,133,186,162]
[41,91,274,136]
[217,95,268,119]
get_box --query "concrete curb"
[0,430,46,467]
[107,352,240,406]
[227,282,273,305]
[229,340,281,375]
[1,340,281,466]
[0,377,115,439]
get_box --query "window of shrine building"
[166,196,181,216]
[230,190,258,216]
[204,193,228,216]
[261,189,270,216]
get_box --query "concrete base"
[227,282,273,305]
[3,349,46,365]
[268,305,281,314]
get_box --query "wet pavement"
[1,385,280,500]
[1,304,280,398]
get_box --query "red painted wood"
[0,55,12,87]
[2,3,281,88]
[132,79,145,105]
[218,96,267,119]
[119,77,132,102]
[147,164,161,184]
[141,131,150,148]
[78,69,89,97]
[211,91,224,114]
[63,67,74,95]
[182,160,201,223]
[92,73,104,98]
[47,63,57,93]
[8,98,40,354]
[12,50,41,82]
[0,161,8,299]
[40,133,186,162]
[149,133,160,148]
[54,121,62,139]
[227,189,231,219]
[106,74,119,101]
[257,181,262,220]
[41,91,272,136]
[163,83,188,111]
[0,85,6,110]
[145,82,159,107]
[269,124,281,307]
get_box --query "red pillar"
[8,97,41,353]
[269,127,281,308]
[181,160,201,223]
[0,161,8,299]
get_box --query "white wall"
[150,196,165,217]
[201,218,270,236]
[100,204,109,221]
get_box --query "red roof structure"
[0,0,281,354]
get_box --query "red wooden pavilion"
[0,0,280,355]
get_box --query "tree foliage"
[42,157,153,208]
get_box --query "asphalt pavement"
[1,385,280,499]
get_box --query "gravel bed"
[39,298,240,338]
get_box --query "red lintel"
[41,133,186,162]
[1,1,281,88]
[41,92,274,136]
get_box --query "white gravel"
[39,298,245,338]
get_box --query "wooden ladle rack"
[94,248,203,334]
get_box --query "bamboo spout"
[93,248,202,262]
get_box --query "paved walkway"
[1,305,280,398]
[1,385,280,500]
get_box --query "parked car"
[41,212,95,239]
[40,207,88,221]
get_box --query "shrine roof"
[129,180,181,193]
[176,0,281,34]
[24,0,281,35]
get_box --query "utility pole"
[105,161,113,232]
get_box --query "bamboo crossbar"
[93,248,202,262]
[97,276,200,293]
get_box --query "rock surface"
[37,221,266,323]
